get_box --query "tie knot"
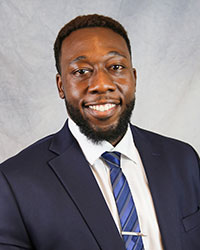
[101,151,121,170]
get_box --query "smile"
[88,103,116,112]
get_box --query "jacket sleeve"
[0,171,33,249]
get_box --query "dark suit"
[0,121,200,250]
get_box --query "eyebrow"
[70,56,87,65]
[107,51,127,59]
[69,51,127,65]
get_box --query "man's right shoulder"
[0,120,73,172]
[0,133,56,172]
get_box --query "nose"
[88,70,116,94]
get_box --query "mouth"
[84,101,121,121]
[88,103,116,112]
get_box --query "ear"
[132,68,137,81]
[56,73,65,99]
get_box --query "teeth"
[89,104,116,112]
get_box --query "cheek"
[64,83,85,108]
[64,79,80,99]
[67,87,80,99]
[121,82,136,100]
[116,73,136,94]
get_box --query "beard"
[65,98,135,144]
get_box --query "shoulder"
[0,121,74,171]
[130,124,199,160]
[0,133,56,173]
[130,124,200,189]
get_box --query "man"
[0,14,199,250]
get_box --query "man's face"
[56,27,136,145]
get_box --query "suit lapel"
[131,125,182,250]
[47,121,182,249]
[48,122,125,250]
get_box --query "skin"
[56,27,137,145]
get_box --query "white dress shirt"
[68,118,163,250]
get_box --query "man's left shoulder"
[130,124,199,158]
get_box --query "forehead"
[60,27,130,62]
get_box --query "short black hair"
[54,14,131,74]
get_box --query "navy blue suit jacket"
[0,121,200,249]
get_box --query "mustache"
[83,96,121,105]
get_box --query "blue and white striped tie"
[101,151,144,250]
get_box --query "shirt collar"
[68,118,138,165]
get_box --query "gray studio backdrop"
[0,0,199,162]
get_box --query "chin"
[90,120,119,132]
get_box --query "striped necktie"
[101,151,144,250]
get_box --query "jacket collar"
[131,125,182,250]
[48,120,125,250]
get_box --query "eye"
[110,65,125,71]
[73,68,92,77]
